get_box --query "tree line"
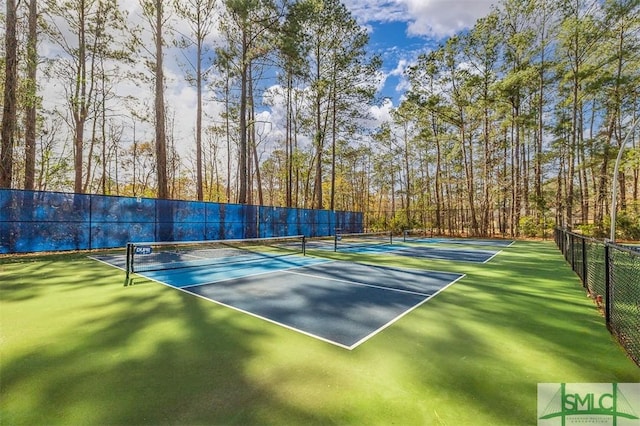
[391,0,640,238]
[1,0,639,239]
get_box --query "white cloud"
[341,0,408,23]
[394,77,411,95]
[343,0,494,101]
[403,0,495,38]
[343,0,495,38]
[369,98,395,124]
[389,58,409,77]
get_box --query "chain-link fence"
[554,227,640,367]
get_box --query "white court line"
[183,283,357,350]
[392,247,500,264]
[176,258,330,289]
[88,255,126,271]
[283,269,435,297]
[130,265,357,351]
[482,250,503,264]
[180,252,213,260]
[348,273,466,350]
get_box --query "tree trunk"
[155,0,168,199]
[24,0,38,190]
[286,73,293,207]
[248,66,263,205]
[238,29,248,204]
[0,0,17,188]
[196,37,204,201]
[330,81,337,211]
[72,2,88,193]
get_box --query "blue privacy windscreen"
[0,189,363,254]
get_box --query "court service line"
[174,258,332,289]
[284,269,437,298]
[180,252,213,260]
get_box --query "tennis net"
[334,231,393,251]
[402,229,431,242]
[126,235,306,276]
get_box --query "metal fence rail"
[554,227,640,367]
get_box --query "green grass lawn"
[1,240,638,425]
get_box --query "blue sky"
[367,20,439,102]
[343,0,496,103]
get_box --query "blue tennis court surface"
[393,246,501,263]
[141,255,325,288]
[304,242,501,263]
[406,237,514,247]
[94,252,464,349]
[179,260,464,349]
[330,244,500,263]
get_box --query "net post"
[302,235,306,256]
[125,243,132,279]
[389,231,393,245]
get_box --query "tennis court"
[403,235,515,247]
[94,239,464,349]
[329,244,501,263]
[394,236,513,262]
[305,232,505,263]
[392,246,502,263]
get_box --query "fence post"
[604,243,611,331]
[570,234,576,271]
[581,237,587,289]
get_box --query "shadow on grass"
[0,254,337,425]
